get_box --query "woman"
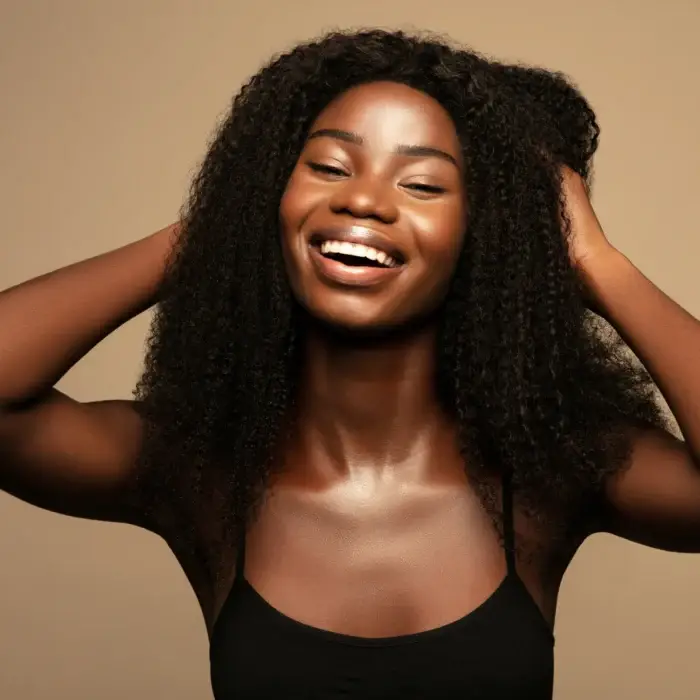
[1,28,698,699]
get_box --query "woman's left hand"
[561,166,618,274]
[561,167,626,314]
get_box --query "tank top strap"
[501,473,516,573]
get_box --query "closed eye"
[308,162,348,177]
[403,183,446,194]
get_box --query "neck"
[291,320,453,479]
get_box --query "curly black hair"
[133,29,665,582]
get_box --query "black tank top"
[210,478,555,699]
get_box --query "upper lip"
[308,226,407,264]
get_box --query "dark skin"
[2,81,700,639]
[257,82,529,635]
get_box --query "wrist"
[579,248,635,318]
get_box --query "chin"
[301,304,392,336]
[298,298,436,344]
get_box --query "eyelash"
[404,183,445,194]
[308,162,346,176]
[307,162,446,194]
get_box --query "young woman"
[2,29,699,699]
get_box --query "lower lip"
[309,246,404,287]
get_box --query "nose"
[328,175,399,224]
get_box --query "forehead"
[311,81,460,155]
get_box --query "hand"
[561,167,627,315]
[561,167,617,272]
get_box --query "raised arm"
[0,223,177,524]
[564,170,700,552]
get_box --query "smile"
[318,240,400,268]
[308,241,405,287]
[306,226,407,287]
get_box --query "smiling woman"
[281,81,466,329]
[2,27,700,700]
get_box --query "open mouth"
[311,239,404,269]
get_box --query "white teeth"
[319,240,398,267]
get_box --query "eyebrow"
[307,128,460,168]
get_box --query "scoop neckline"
[229,572,552,648]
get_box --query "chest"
[208,479,556,700]
[237,481,522,638]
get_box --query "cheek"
[415,205,467,273]
[279,169,325,234]
[278,176,318,298]
[278,178,299,237]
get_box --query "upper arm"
[599,425,700,552]
[0,389,144,524]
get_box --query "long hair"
[133,29,665,582]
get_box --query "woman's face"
[280,81,467,332]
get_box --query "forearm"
[0,223,177,405]
[583,249,700,459]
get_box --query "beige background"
[1,1,699,698]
